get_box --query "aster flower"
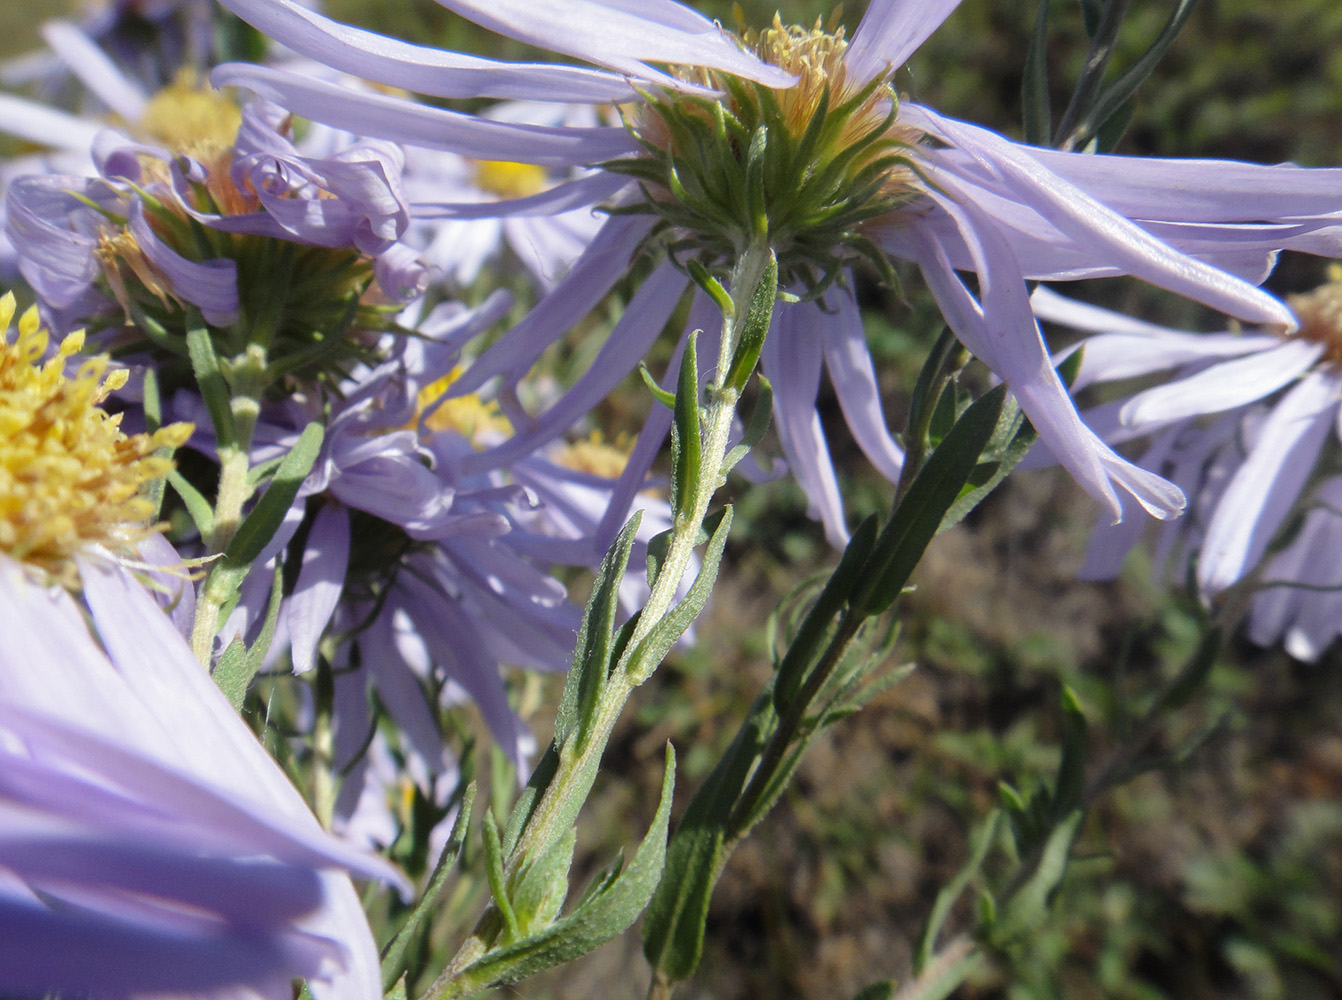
[210,0,1342,546]
[1031,271,1342,660]
[0,292,403,999]
[169,295,588,779]
[6,98,424,389]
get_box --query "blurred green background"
[5,3,1341,999]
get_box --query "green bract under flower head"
[611,10,924,294]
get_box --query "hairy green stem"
[425,241,775,1000]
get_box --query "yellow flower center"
[137,73,243,158]
[1287,264,1342,364]
[0,294,192,584]
[472,160,551,200]
[411,368,512,446]
[552,431,633,479]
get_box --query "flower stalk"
[426,240,777,1000]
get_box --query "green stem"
[425,241,775,1000]
[189,445,254,665]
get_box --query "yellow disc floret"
[0,294,192,584]
[1288,263,1342,364]
[552,431,633,480]
[472,160,552,200]
[137,72,243,158]
[411,368,512,446]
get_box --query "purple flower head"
[6,93,426,394]
[210,0,1342,543]
[171,296,586,776]
[1032,270,1342,660]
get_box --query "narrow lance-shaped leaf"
[724,248,778,391]
[993,810,1085,942]
[773,514,879,715]
[445,747,677,996]
[853,385,1008,617]
[723,373,775,474]
[380,784,477,991]
[185,319,236,450]
[916,811,1003,974]
[643,695,776,981]
[670,333,702,518]
[555,513,644,754]
[626,506,734,683]
[1050,686,1089,823]
[1081,0,1200,146]
[483,810,521,943]
[687,258,733,318]
[221,421,324,568]
[1022,0,1053,145]
[212,560,282,708]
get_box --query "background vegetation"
[5,2,1340,998]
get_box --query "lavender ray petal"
[288,504,351,675]
[441,214,653,400]
[461,259,687,475]
[820,287,905,483]
[1119,339,1323,429]
[846,0,964,83]
[127,200,239,326]
[212,63,639,166]
[1197,371,1341,595]
[910,186,1184,522]
[0,92,103,152]
[40,20,147,122]
[414,171,629,220]
[434,0,796,91]
[214,0,639,102]
[763,302,850,548]
[912,109,1298,330]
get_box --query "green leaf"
[724,248,778,391]
[723,374,774,475]
[556,513,644,754]
[915,812,1002,974]
[938,397,1035,532]
[686,258,733,318]
[853,385,1008,617]
[1082,0,1200,146]
[670,331,702,518]
[221,421,324,568]
[448,746,676,995]
[994,810,1084,942]
[773,515,879,714]
[245,559,287,680]
[1051,686,1090,823]
[168,471,216,538]
[509,827,576,934]
[211,635,250,710]
[483,810,521,942]
[643,698,775,981]
[381,784,477,991]
[1022,0,1053,145]
[185,320,236,450]
[625,506,733,684]
[1152,625,1222,715]
[907,327,959,434]
[639,363,677,410]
